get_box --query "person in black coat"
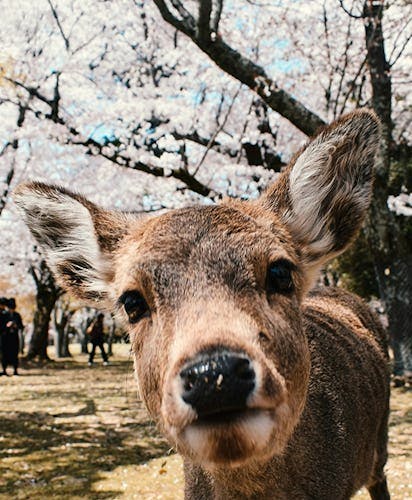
[87,313,109,366]
[0,297,11,375]
[2,298,23,376]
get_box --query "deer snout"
[161,344,293,467]
[180,350,256,418]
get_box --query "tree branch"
[193,83,241,175]
[69,133,217,198]
[0,100,28,216]
[211,0,223,33]
[333,13,354,119]
[6,78,53,107]
[338,56,368,115]
[29,264,40,286]
[50,72,61,121]
[0,166,14,217]
[47,0,70,50]
[338,0,363,19]
[154,0,195,36]
[172,130,237,157]
[170,0,196,29]
[389,29,412,68]
[7,78,218,199]
[197,0,212,42]
[153,0,325,136]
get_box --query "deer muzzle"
[161,343,293,467]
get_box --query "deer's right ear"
[260,110,380,276]
[14,182,129,304]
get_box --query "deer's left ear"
[260,110,381,268]
[14,182,131,304]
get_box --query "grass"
[0,344,410,499]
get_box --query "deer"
[15,110,390,499]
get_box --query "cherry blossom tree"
[0,0,410,370]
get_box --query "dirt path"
[0,345,410,499]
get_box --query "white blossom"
[388,193,412,217]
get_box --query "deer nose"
[180,350,256,417]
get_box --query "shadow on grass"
[0,357,168,499]
[0,411,168,498]
[4,360,411,499]
[389,386,412,429]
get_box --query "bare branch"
[5,77,52,107]
[333,13,354,119]
[0,141,13,157]
[72,29,104,55]
[0,166,14,217]
[322,4,334,93]
[389,29,412,68]
[153,0,195,36]
[245,0,271,5]
[387,16,411,63]
[236,97,255,164]
[29,264,40,286]
[0,100,28,216]
[338,0,363,19]
[170,0,196,28]
[171,130,237,157]
[338,55,368,115]
[50,72,61,121]
[193,83,242,176]
[197,0,213,42]
[69,133,217,198]
[134,1,149,40]
[47,0,70,50]
[211,0,223,33]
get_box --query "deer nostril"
[183,375,195,392]
[181,368,198,392]
[234,358,255,381]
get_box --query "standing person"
[0,297,11,375]
[87,313,109,366]
[8,297,24,356]
[2,298,22,376]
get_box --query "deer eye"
[266,260,294,294]
[119,291,150,323]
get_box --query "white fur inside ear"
[288,143,337,254]
[16,188,110,301]
[287,134,371,256]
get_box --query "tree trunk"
[55,326,63,358]
[55,317,72,358]
[26,260,60,361]
[62,328,71,357]
[80,312,94,354]
[107,315,116,357]
[386,258,412,375]
[29,299,56,360]
[54,298,73,358]
[363,0,412,375]
[19,328,25,354]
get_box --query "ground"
[0,344,410,500]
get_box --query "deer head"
[15,110,380,468]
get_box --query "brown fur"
[14,110,390,499]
